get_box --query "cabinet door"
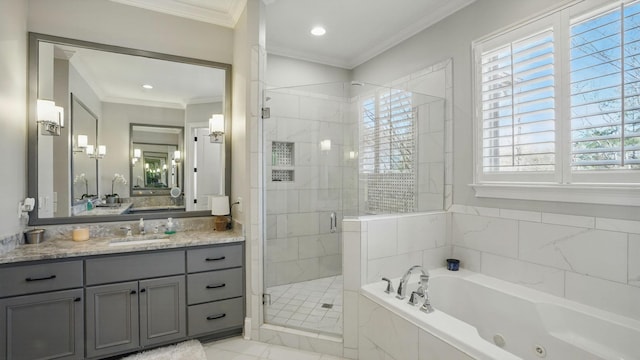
[139,275,186,347]
[86,282,139,358]
[0,289,83,360]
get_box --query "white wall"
[352,0,639,220]
[0,0,27,239]
[266,54,351,88]
[27,0,233,64]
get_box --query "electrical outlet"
[236,197,243,212]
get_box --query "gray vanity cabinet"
[0,260,84,360]
[0,289,84,360]
[85,251,186,358]
[1,242,243,360]
[186,244,244,337]
[85,282,139,358]
[139,275,186,347]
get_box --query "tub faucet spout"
[397,265,427,300]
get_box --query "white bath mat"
[120,340,207,360]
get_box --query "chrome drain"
[534,344,546,358]
[321,303,333,309]
[493,334,506,348]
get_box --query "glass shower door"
[262,84,355,336]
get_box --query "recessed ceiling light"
[310,26,326,36]
[142,84,153,89]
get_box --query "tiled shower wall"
[264,90,349,287]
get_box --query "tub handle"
[381,277,394,294]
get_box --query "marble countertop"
[0,229,244,265]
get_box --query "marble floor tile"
[203,337,347,360]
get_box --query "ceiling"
[110,0,475,69]
[55,44,226,109]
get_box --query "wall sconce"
[131,148,141,165]
[173,150,182,163]
[73,134,88,153]
[86,144,106,159]
[209,114,224,143]
[37,99,64,136]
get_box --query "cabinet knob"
[140,288,146,293]
[74,297,82,302]
[130,290,137,295]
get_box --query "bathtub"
[361,268,640,360]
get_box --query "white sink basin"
[108,238,169,246]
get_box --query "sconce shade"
[211,195,230,215]
[173,150,181,162]
[209,114,224,134]
[77,135,88,148]
[37,99,57,123]
[133,148,141,158]
[86,144,94,156]
[209,114,224,143]
[97,145,107,156]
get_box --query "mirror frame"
[28,32,232,225]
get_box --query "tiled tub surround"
[359,269,640,360]
[342,211,449,359]
[449,205,640,322]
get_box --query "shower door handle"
[330,212,337,233]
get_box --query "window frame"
[471,0,640,206]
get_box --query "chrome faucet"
[396,265,427,300]
[420,273,434,314]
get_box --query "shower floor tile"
[265,275,343,336]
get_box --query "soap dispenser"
[165,218,176,234]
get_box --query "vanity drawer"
[187,268,243,305]
[187,297,243,336]
[0,261,83,297]
[86,250,184,285]
[187,244,242,273]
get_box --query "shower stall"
[262,76,446,336]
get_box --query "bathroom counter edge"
[0,229,244,264]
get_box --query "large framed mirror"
[28,33,232,225]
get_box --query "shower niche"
[271,141,294,182]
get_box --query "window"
[473,0,640,204]
[480,28,556,175]
[570,3,640,172]
[360,89,417,213]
